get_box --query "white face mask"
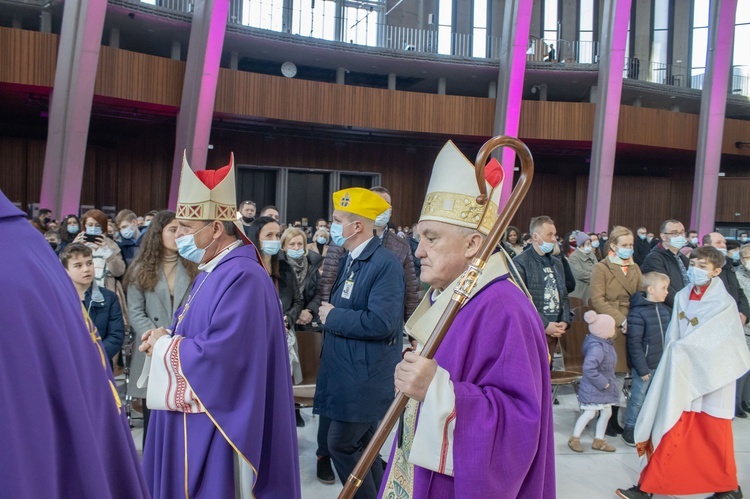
[581,246,592,254]
[374,208,392,228]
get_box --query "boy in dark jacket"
[621,272,671,446]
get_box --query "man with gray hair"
[380,141,554,497]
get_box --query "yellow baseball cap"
[332,188,391,221]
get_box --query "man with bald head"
[702,232,749,325]
[380,141,554,498]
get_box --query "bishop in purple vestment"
[380,141,555,498]
[139,156,300,498]
[0,189,149,498]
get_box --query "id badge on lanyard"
[341,271,355,300]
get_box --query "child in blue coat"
[568,310,619,452]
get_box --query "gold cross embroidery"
[678,311,699,327]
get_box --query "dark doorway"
[340,174,375,189]
[237,168,277,213]
[287,170,330,227]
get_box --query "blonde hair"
[641,272,669,292]
[281,227,307,253]
[608,226,633,248]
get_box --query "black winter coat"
[512,249,571,327]
[626,292,671,376]
[719,258,750,322]
[640,244,689,309]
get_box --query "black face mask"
[49,242,59,251]
[242,216,255,224]
[42,217,51,224]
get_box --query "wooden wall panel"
[510,173,579,236]
[716,178,750,223]
[519,101,596,141]
[722,119,750,157]
[608,177,673,234]
[0,27,57,87]
[214,69,494,136]
[95,46,184,107]
[617,106,699,151]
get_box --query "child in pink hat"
[568,310,619,452]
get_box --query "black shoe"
[316,456,336,484]
[735,407,748,419]
[616,484,653,499]
[607,408,624,435]
[295,409,305,427]
[621,427,636,447]
[707,487,743,499]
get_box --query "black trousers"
[316,414,331,457]
[328,419,384,499]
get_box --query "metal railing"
[621,58,749,97]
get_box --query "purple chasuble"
[382,276,556,498]
[142,245,301,498]
[0,190,149,498]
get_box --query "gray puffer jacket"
[578,334,619,405]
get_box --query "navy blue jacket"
[578,334,619,405]
[84,283,125,364]
[626,292,670,376]
[117,232,143,267]
[314,237,405,423]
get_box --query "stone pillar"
[538,83,547,101]
[109,28,120,48]
[387,73,396,90]
[336,67,346,85]
[230,51,239,70]
[583,0,632,234]
[437,77,446,94]
[40,11,52,33]
[39,0,107,217]
[488,80,497,99]
[167,0,231,208]
[171,41,181,61]
[690,0,737,236]
[492,0,533,205]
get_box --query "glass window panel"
[693,0,709,28]
[579,0,593,31]
[737,3,750,24]
[735,24,750,66]
[652,30,668,64]
[140,0,156,5]
[579,30,593,63]
[345,5,379,46]
[473,0,487,29]
[691,27,708,69]
[473,27,487,57]
[292,0,336,40]
[439,0,452,25]
[438,25,452,54]
[653,0,669,30]
[544,0,558,31]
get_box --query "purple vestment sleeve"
[0,189,149,498]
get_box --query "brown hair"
[689,246,725,270]
[608,226,633,249]
[59,243,93,269]
[281,227,307,253]
[115,209,137,226]
[123,211,199,291]
[81,209,108,230]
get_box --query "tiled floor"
[130,384,750,498]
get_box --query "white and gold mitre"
[420,141,505,235]
[176,151,238,222]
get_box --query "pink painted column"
[690,0,737,236]
[168,0,230,208]
[583,0,632,234]
[39,0,108,217]
[492,0,533,207]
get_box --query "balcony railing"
[622,58,749,97]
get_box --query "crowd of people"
[8,146,750,498]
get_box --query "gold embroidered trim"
[420,191,498,233]
[176,201,236,222]
[678,311,699,326]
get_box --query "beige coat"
[590,259,642,373]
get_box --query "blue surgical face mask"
[144,221,151,227]
[120,226,136,240]
[732,252,740,262]
[286,248,305,260]
[638,234,646,240]
[718,248,728,257]
[374,208,392,228]
[175,223,213,263]
[330,221,355,247]
[262,240,281,256]
[316,236,328,245]
[85,226,102,236]
[617,247,634,260]
[687,266,711,286]
[67,225,79,235]
[591,240,600,248]
[581,246,592,254]
[538,240,555,254]
[668,235,687,249]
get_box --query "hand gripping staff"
[338,135,535,499]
